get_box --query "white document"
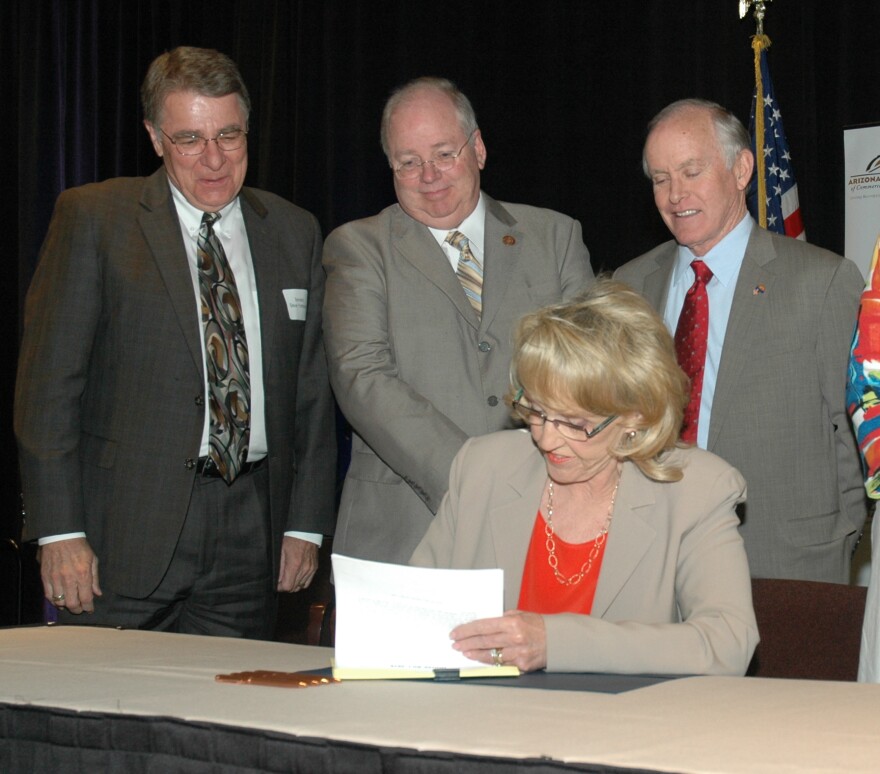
[331,554,504,670]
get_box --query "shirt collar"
[428,192,486,250]
[672,214,753,289]
[168,181,240,238]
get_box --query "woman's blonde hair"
[509,278,688,481]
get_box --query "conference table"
[2,626,879,772]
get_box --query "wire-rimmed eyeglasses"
[511,389,618,442]
[160,127,248,156]
[392,130,476,179]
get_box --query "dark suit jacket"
[14,168,337,597]
[411,431,758,675]
[323,195,593,564]
[615,225,867,582]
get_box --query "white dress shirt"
[428,193,487,269]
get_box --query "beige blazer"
[615,224,867,582]
[411,430,759,676]
[323,195,593,564]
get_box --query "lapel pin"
[502,235,516,246]
[753,284,766,295]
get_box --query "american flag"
[747,47,805,240]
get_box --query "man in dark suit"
[323,77,593,565]
[615,98,866,582]
[14,46,336,638]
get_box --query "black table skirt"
[1,704,664,774]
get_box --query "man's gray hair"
[380,76,478,161]
[141,46,251,127]
[642,98,750,177]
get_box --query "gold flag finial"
[742,0,774,228]
[739,0,773,36]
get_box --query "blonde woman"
[411,279,758,675]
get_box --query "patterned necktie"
[446,230,483,318]
[197,212,250,484]
[674,260,714,444]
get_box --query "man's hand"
[277,536,318,592]
[38,537,102,614]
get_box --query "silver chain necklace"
[544,474,619,586]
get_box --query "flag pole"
[740,0,774,228]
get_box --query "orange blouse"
[517,510,607,615]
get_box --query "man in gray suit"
[14,47,336,637]
[323,77,593,564]
[615,98,866,582]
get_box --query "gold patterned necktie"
[446,230,483,318]
[197,212,250,484]
[674,260,713,444]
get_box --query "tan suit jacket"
[323,195,593,563]
[411,431,759,676]
[615,225,867,582]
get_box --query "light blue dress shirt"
[663,215,754,449]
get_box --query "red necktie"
[675,260,713,444]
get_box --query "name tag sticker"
[283,289,308,321]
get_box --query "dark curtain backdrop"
[5,0,880,543]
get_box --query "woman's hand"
[450,610,547,672]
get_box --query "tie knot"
[446,230,469,251]
[201,212,221,233]
[691,260,713,285]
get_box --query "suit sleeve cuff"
[284,531,323,547]
[38,532,87,545]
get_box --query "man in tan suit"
[323,77,593,564]
[615,98,866,582]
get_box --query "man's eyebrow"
[674,157,708,170]
[170,124,243,136]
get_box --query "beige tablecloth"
[2,625,880,772]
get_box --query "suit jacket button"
[487,396,499,407]
[185,458,196,470]
[479,341,492,352]
[195,395,204,406]
[502,235,516,246]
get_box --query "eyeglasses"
[392,130,475,179]
[160,127,248,156]
[511,390,618,442]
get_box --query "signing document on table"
[331,554,519,678]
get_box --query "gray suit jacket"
[323,195,593,563]
[411,431,758,676]
[615,225,867,581]
[14,168,337,597]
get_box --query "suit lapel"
[591,463,657,617]
[489,441,547,610]
[642,242,677,312]
[708,227,776,450]
[391,206,479,329]
[480,195,521,332]
[138,169,203,375]
[239,188,277,377]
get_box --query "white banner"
[844,123,880,279]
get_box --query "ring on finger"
[491,647,504,666]
[52,593,65,602]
